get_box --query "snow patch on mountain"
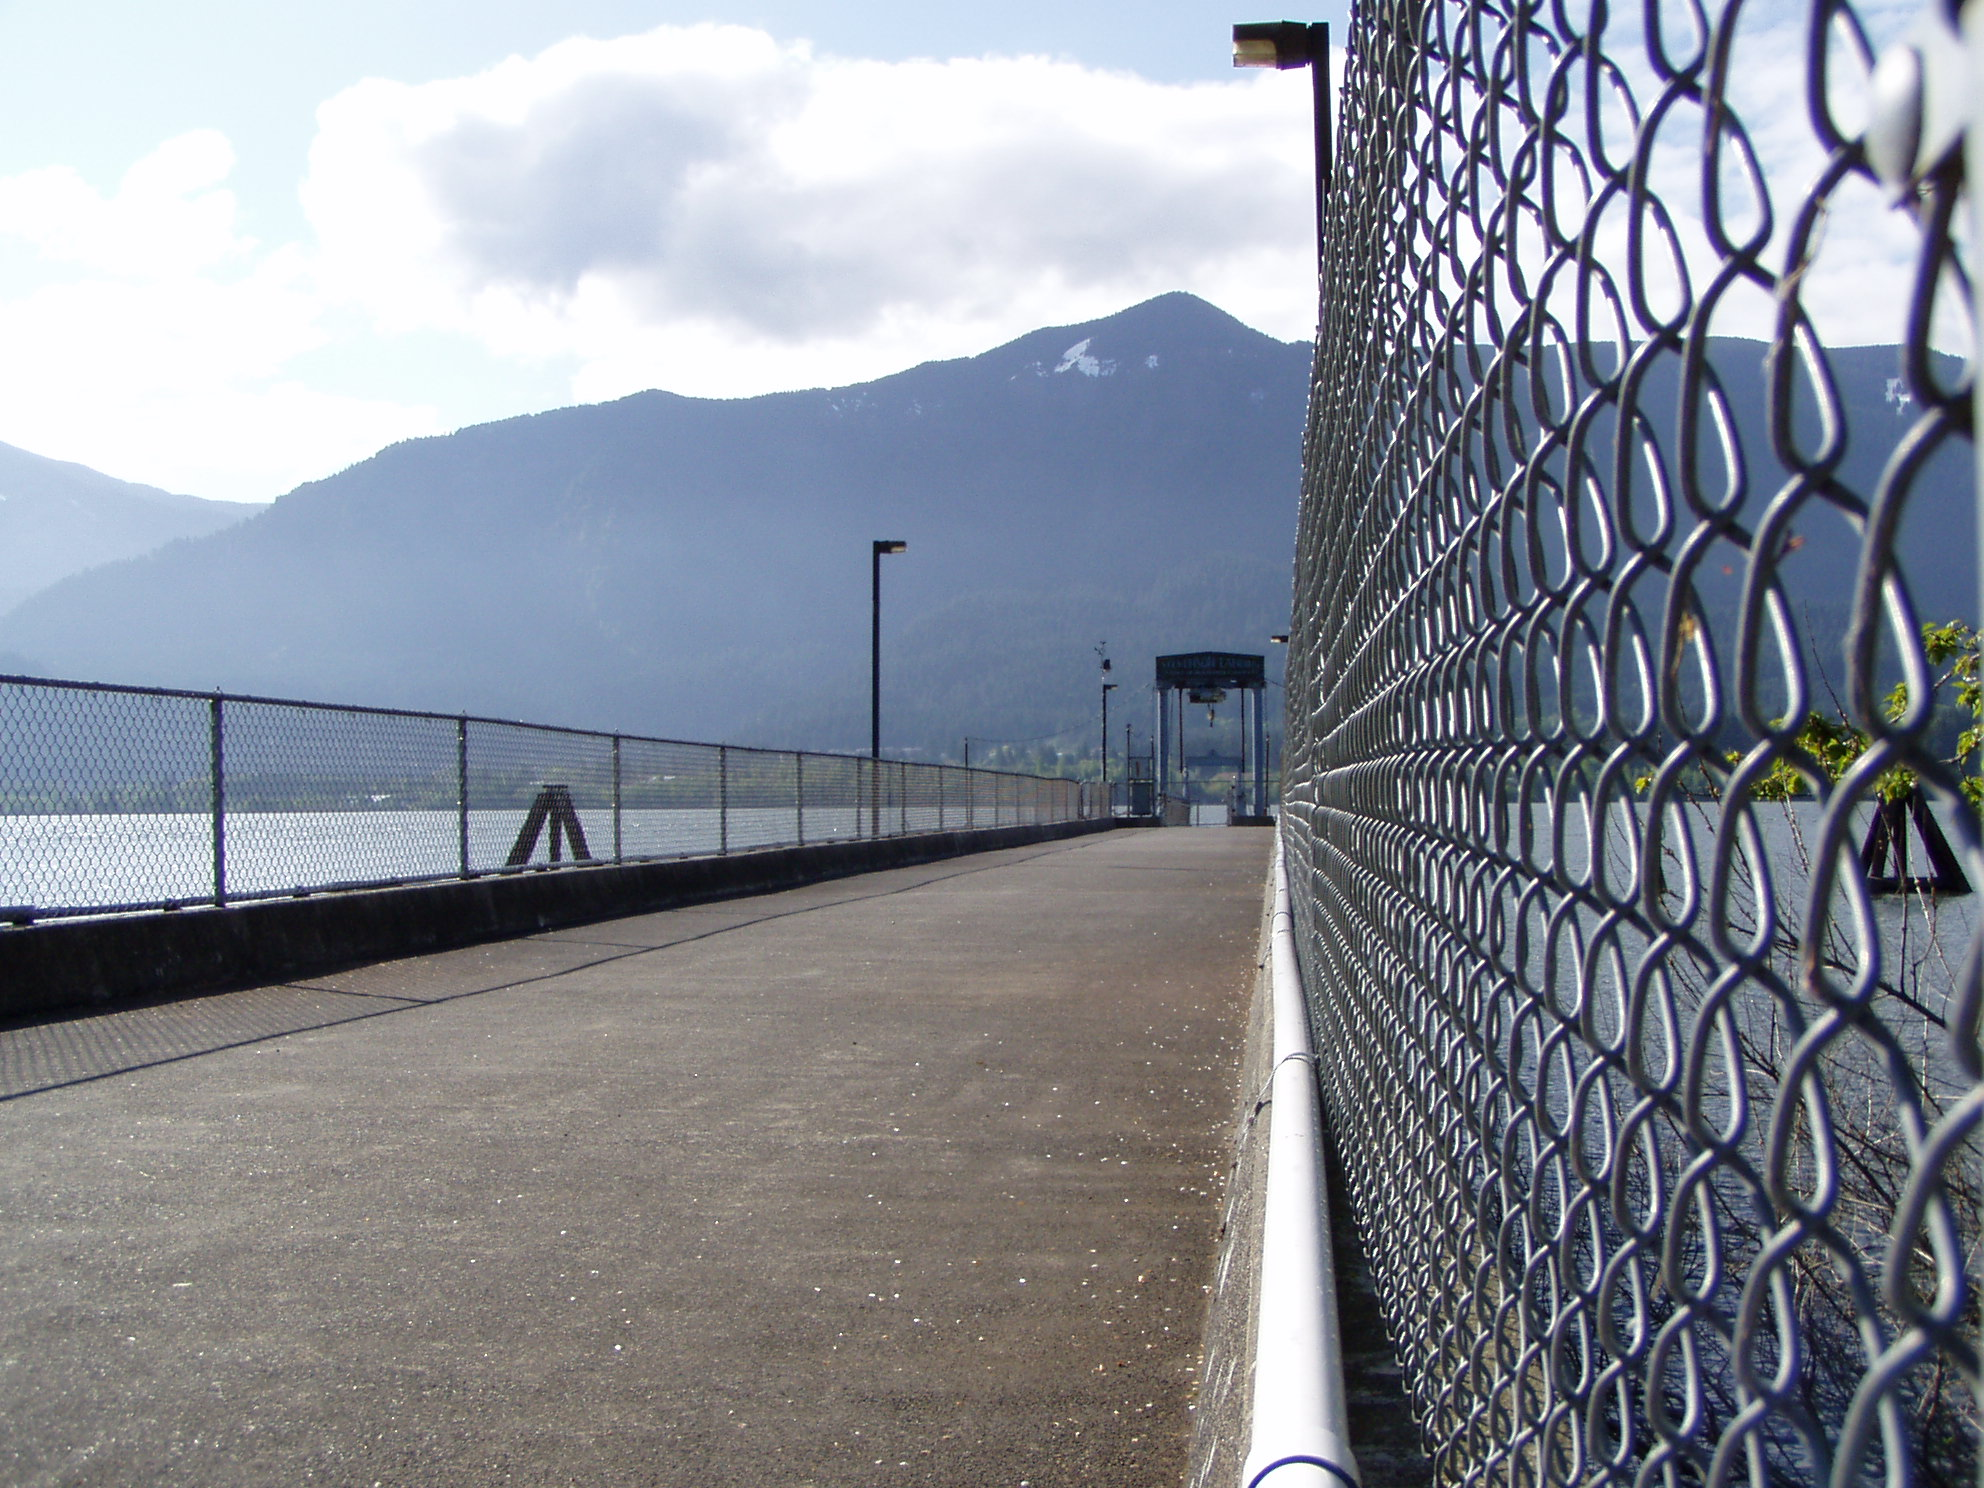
[1055,339,1117,378]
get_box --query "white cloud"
[0,12,1941,503]
[0,130,246,279]
[0,26,1323,496]
[0,130,440,500]
[1496,0,1956,360]
[299,23,1322,400]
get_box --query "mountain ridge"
[2,299,1962,764]
[0,443,262,618]
[0,294,1312,756]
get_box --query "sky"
[0,1,1339,501]
[0,0,1942,505]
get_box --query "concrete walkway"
[0,828,1269,1488]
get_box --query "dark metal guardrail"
[0,674,1105,922]
[1277,0,1981,1485]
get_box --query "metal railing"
[1278,0,1981,1485]
[0,674,1104,922]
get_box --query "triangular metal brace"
[1858,788,1971,896]
[505,783,595,867]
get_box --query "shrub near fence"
[0,675,1102,921]
[1277,0,1982,1484]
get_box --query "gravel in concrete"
[0,828,1268,1487]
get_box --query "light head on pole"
[873,540,907,555]
[1233,21,1320,68]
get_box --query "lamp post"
[871,540,907,760]
[1095,643,1114,789]
[1233,21,1331,259]
[1101,682,1119,804]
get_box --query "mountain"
[2,298,1954,763]
[0,444,261,619]
[0,294,1310,758]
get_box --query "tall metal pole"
[870,540,905,842]
[870,540,907,760]
[1234,21,1330,255]
[1253,684,1269,817]
[1101,684,1111,788]
[1178,690,1189,814]
[1310,24,1331,243]
[871,546,883,760]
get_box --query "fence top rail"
[0,672,1070,784]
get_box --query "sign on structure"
[1154,653,1267,690]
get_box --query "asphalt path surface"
[0,827,1268,1487]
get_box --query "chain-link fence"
[1279,0,1981,1483]
[0,674,1103,921]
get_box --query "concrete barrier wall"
[0,819,1114,1021]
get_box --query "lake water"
[1482,795,1981,1129]
[0,801,1015,917]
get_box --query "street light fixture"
[1233,21,1332,256]
[871,540,907,760]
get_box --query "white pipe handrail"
[1239,837,1359,1488]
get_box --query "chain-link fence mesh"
[0,675,1104,921]
[1278,0,1981,1483]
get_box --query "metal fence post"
[457,716,469,876]
[612,735,623,864]
[719,745,729,855]
[210,693,226,906]
[899,760,908,836]
[938,764,946,831]
[796,753,805,846]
